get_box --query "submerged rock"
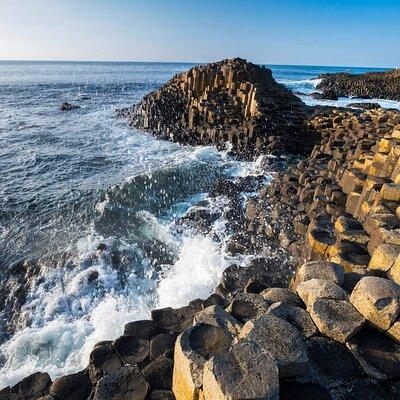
[59,102,80,111]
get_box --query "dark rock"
[331,378,390,400]
[151,303,201,333]
[142,356,173,390]
[347,102,381,110]
[148,390,175,400]
[280,382,331,400]
[113,335,149,365]
[305,336,364,389]
[88,342,123,383]
[346,328,400,380]
[317,69,400,101]
[59,102,80,111]
[11,372,51,400]
[49,370,91,400]
[124,320,157,340]
[93,365,149,400]
[226,292,270,323]
[312,90,339,101]
[149,333,177,361]
[201,293,229,309]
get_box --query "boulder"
[225,292,270,323]
[142,356,173,390]
[193,305,242,336]
[150,333,177,361]
[260,287,302,307]
[291,261,345,290]
[59,102,80,111]
[267,302,318,338]
[124,320,157,340]
[151,304,201,333]
[172,324,233,400]
[11,372,51,400]
[88,341,123,383]
[350,276,400,331]
[93,365,149,400]
[308,298,365,343]
[296,278,348,308]
[49,370,91,400]
[346,328,400,380]
[239,314,308,377]
[330,378,390,400]
[113,335,149,365]
[305,336,364,389]
[202,340,279,400]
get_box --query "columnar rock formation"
[120,58,313,157]
[317,69,400,101]
[4,62,400,400]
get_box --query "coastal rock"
[93,365,149,400]
[122,58,312,158]
[124,320,157,340]
[260,287,302,307]
[317,69,400,101]
[10,372,51,400]
[225,292,270,322]
[349,276,400,331]
[307,298,365,342]
[348,102,381,110]
[291,261,345,290]
[346,328,400,380]
[49,370,91,400]
[172,323,233,400]
[59,102,80,111]
[113,335,149,365]
[142,356,173,390]
[296,278,348,308]
[311,90,339,101]
[202,340,279,400]
[239,314,309,377]
[149,390,175,400]
[267,301,318,337]
[88,341,123,383]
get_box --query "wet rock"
[142,356,173,391]
[305,336,364,389]
[49,370,91,400]
[124,320,157,340]
[201,293,229,309]
[59,102,80,111]
[311,90,339,101]
[10,372,51,400]
[308,298,365,342]
[203,340,279,400]
[88,341,123,383]
[346,328,400,380]
[261,287,303,307]
[113,335,149,365]
[350,276,400,331]
[93,365,149,400]
[348,102,381,110]
[150,333,177,361]
[267,302,318,338]
[151,304,201,333]
[172,323,233,400]
[240,314,309,377]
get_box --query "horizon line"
[0,58,397,70]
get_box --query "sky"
[0,0,399,67]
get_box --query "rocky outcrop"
[317,69,400,101]
[119,58,314,157]
[5,67,400,400]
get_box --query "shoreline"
[2,59,400,399]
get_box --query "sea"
[0,61,399,387]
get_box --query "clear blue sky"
[0,0,399,67]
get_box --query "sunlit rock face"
[121,58,312,158]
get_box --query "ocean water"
[0,61,399,387]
